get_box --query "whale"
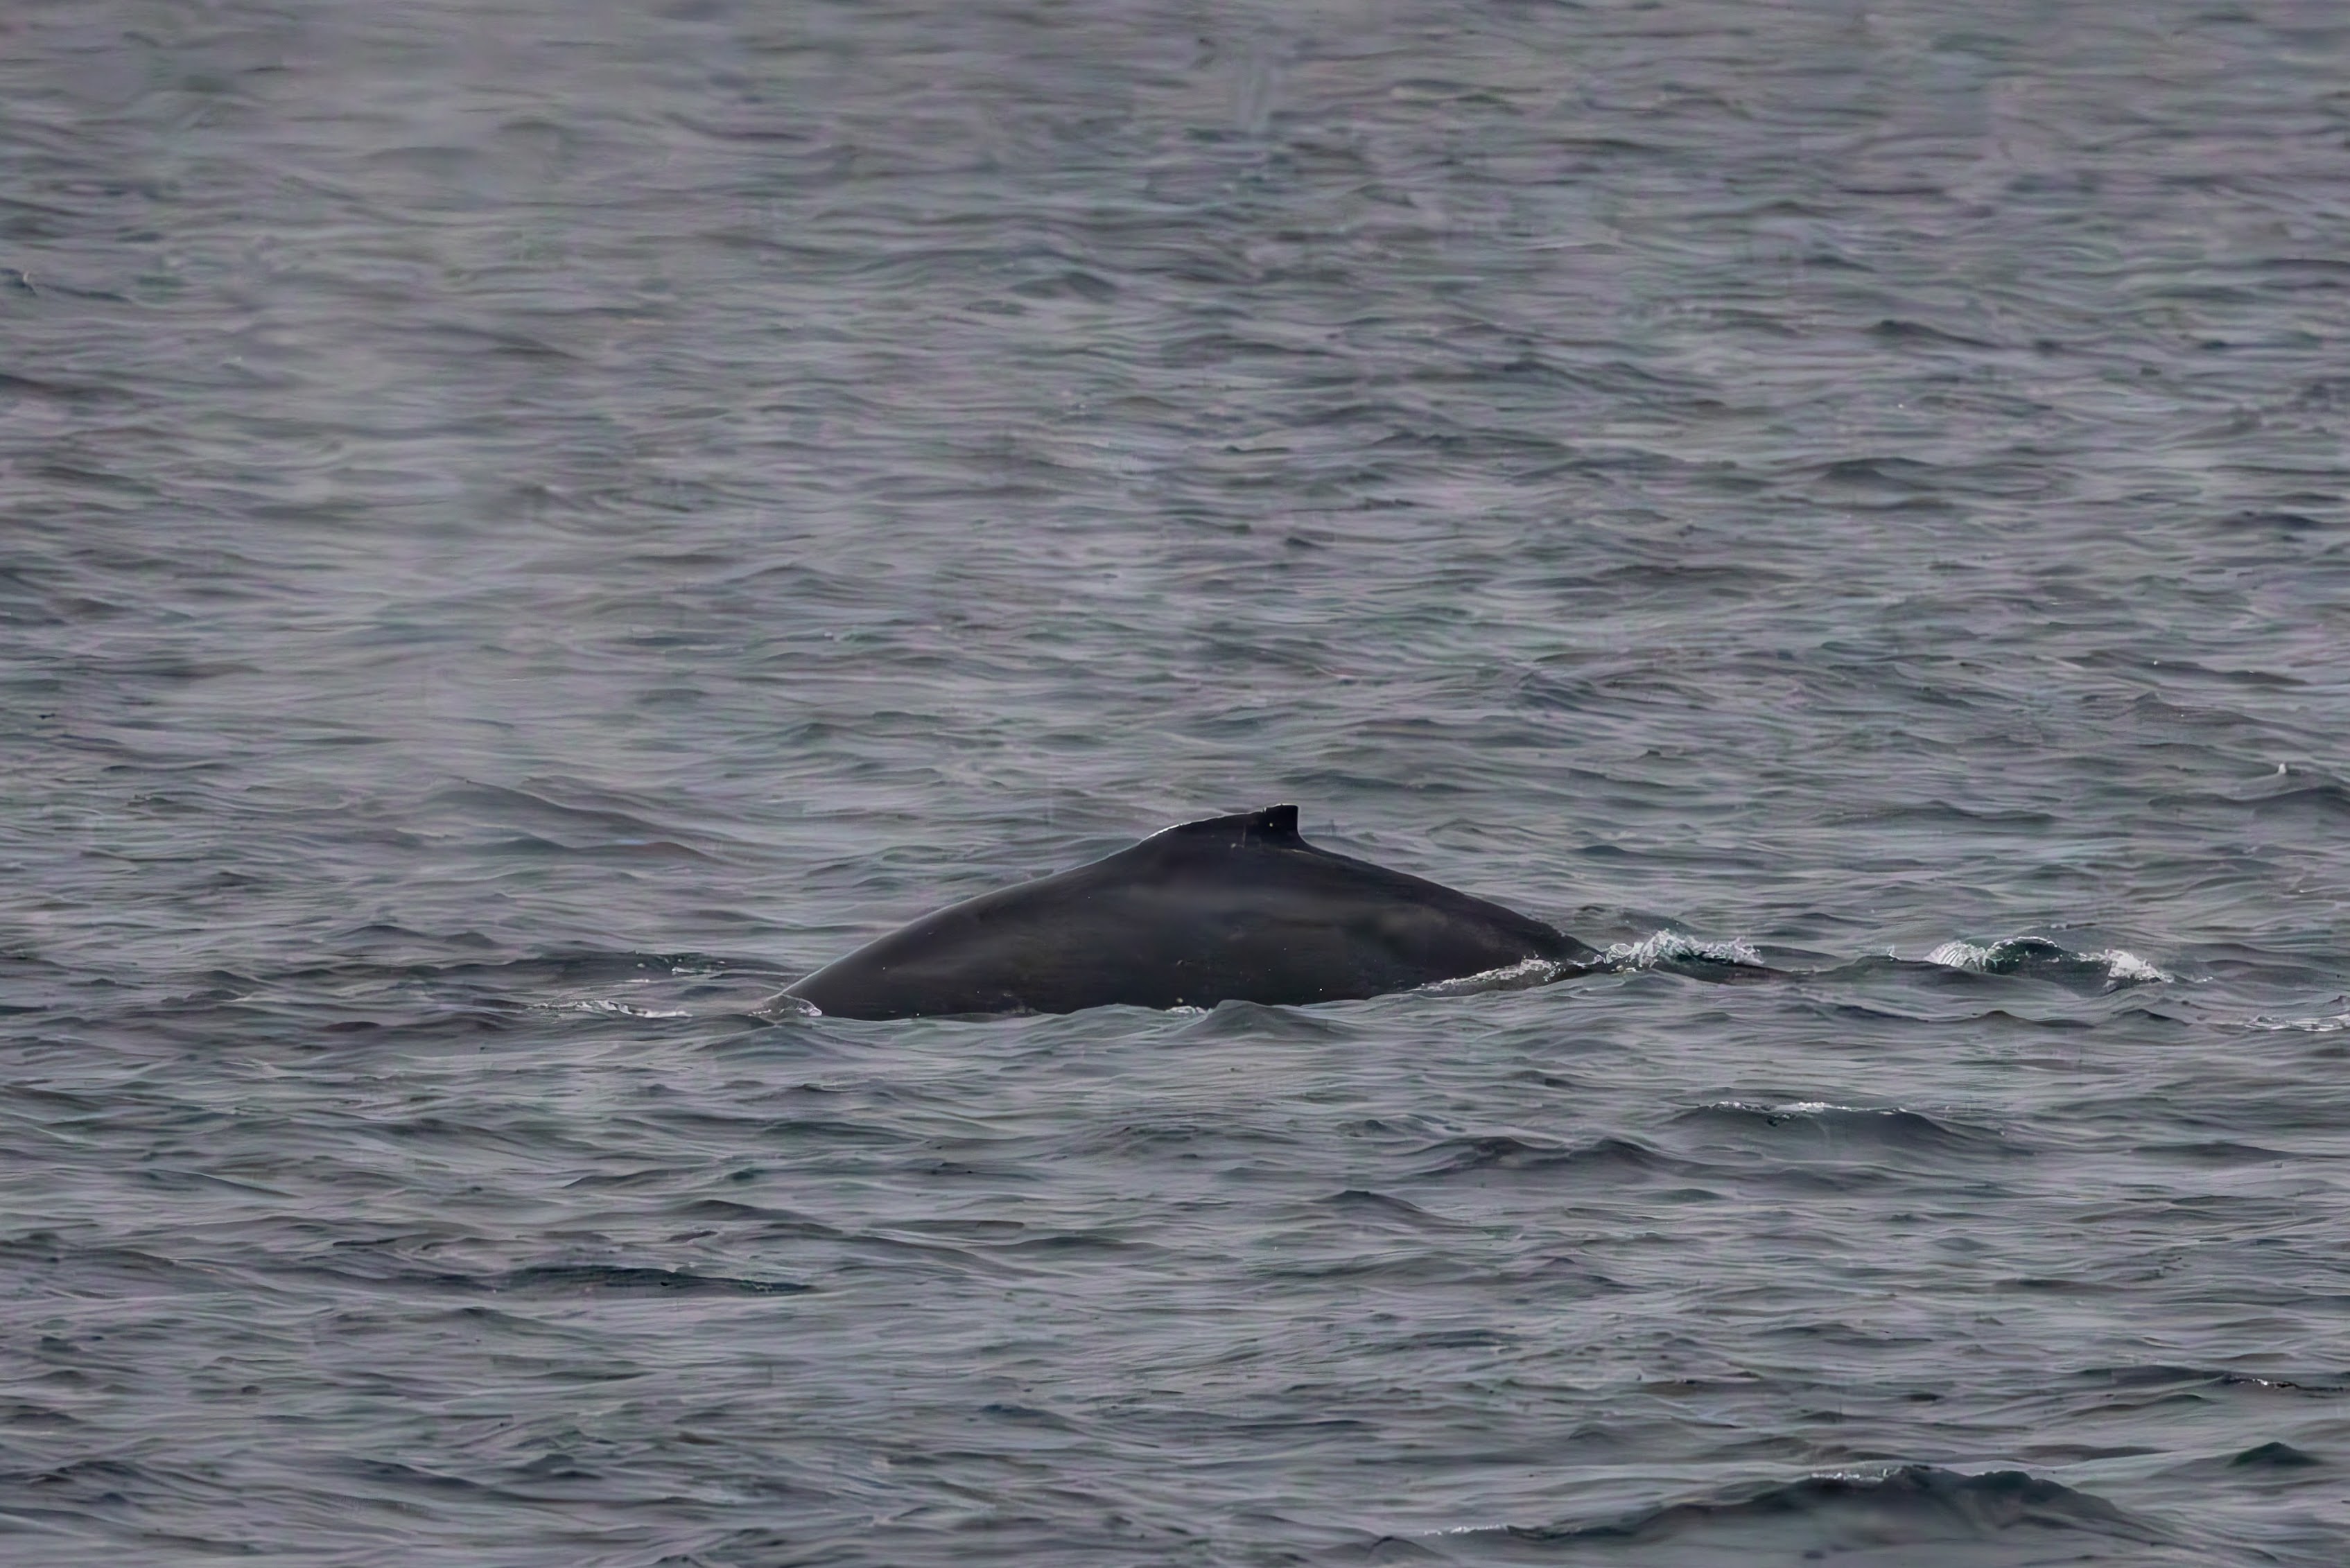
[783,804,1599,1019]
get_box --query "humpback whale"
[785,805,1598,1019]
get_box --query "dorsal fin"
[1154,803,1304,845]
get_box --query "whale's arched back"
[783,805,1594,1019]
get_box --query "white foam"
[1924,938,2171,983]
[2088,948,2173,984]
[567,998,692,1019]
[1416,957,1570,996]
[1605,930,1765,969]
[1707,1099,1873,1118]
[2249,1011,2350,1034]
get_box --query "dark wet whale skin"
[784,805,1597,1019]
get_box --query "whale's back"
[785,805,1593,1020]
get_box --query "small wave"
[2231,1440,2322,1468]
[2075,1363,2347,1394]
[2090,948,2173,983]
[1175,1000,1355,1038]
[498,1264,809,1296]
[1411,1132,1680,1180]
[557,998,693,1019]
[1416,956,1576,995]
[1924,936,2172,985]
[1699,1099,1854,1119]
[1314,1189,1451,1226]
[2247,1008,2350,1033]
[1675,1100,2017,1158]
[1499,1463,2177,1553]
[1924,937,2026,971]
[1606,930,1766,969]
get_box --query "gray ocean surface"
[5,1,2350,1562]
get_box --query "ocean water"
[3,0,2349,1562]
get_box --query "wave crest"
[1606,930,1766,969]
[1496,1464,2182,1557]
[1924,936,2172,986]
[1416,957,1578,996]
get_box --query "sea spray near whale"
[785,805,1599,1019]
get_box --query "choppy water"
[5,1,2349,1562]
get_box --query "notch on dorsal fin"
[1252,803,1300,836]
[1156,803,1304,844]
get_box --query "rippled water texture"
[4,1,2349,1562]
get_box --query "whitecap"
[566,998,693,1019]
[2247,1010,2350,1033]
[1416,956,1572,996]
[1924,937,2170,984]
[1704,1099,1883,1119]
[1605,930,1765,968]
[2087,948,2173,984]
